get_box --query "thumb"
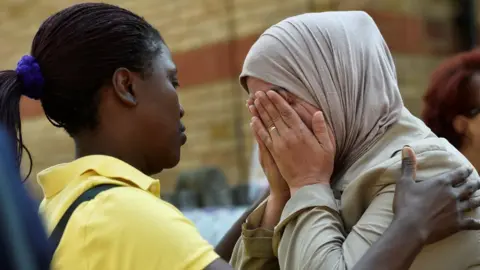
[401,146,417,182]
[312,111,333,150]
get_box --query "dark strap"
[49,184,120,252]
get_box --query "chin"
[163,158,180,169]
[144,150,181,175]
[163,151,181,169]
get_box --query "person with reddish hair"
[423,49,480,170]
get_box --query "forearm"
[352,216,425,270]
[228,190,282,270]
[215,190,270,261]
[260,195,289,229]
[277,184,350,269]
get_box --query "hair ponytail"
[0,70,33,179]
[0,3,166,180]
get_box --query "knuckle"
[263,121,273,129]
[459,167,472,179]
[471,197,480,207]
[468,182,477,192]
[475,180,480,190]
[277,140,287,151]
[441,177,452,186]
[265,102,275,111]
[401,158,415,169]
[264,138,273,148]
[284,135,296,147]
[261,133,270,143]
[449,189,459,200]
[280,108,292,119]
[298,125,310,136]
[271,115,281,124]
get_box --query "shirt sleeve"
[230,200,279,270]
[275,183,355,269]
[77,187,219,270]
[274,148,480,270]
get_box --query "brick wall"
[0,0,462,199]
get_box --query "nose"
[179,104,185,118]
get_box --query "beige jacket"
[231,110,480,270]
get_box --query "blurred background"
[0,0,478,244]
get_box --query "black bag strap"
[49,184,120,252]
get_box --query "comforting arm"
[215,190,270,262]
[351,215,425,270]
[277,148,480,270]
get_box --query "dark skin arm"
[203,190,270,270]
[353,146,480,270]
[203,147,480,270]
[214,189,270,262]
[352,216,423,270]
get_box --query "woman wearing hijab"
[230,11,480,269]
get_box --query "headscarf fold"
[240,11,403,175]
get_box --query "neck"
[460,144,480,171]
[73,131,147,174]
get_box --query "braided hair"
[0,3,164,178]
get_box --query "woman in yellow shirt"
[0,3,478,270]
[1,3,233,269]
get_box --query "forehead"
[468,73,480,105]
[245,77,285,97]
[151,43,176,73]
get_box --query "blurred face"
[246,77,320,131]
[455,73,480,150]
[134,44,186,172]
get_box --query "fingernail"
[318,111,324,120]
[255,92,262,98]
[248,105,254,113]
[401,146,411,159]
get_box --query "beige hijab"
[240,11,403,175]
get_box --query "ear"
[453,115,469,135]
[112,68,137,106]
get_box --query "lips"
[180,132,187,145]
[180,123,187,145]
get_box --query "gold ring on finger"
[269,126,277,133]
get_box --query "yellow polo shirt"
[37,155,219,270]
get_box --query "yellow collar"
[37,155,160,198]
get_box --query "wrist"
[289,181,330,196]
[268,193,290,204]
[259,194,289,229]
[393,213,429,245]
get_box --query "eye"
[172,79,180,89]
[169,75,180,89]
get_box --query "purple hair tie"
[15,55,45,100]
